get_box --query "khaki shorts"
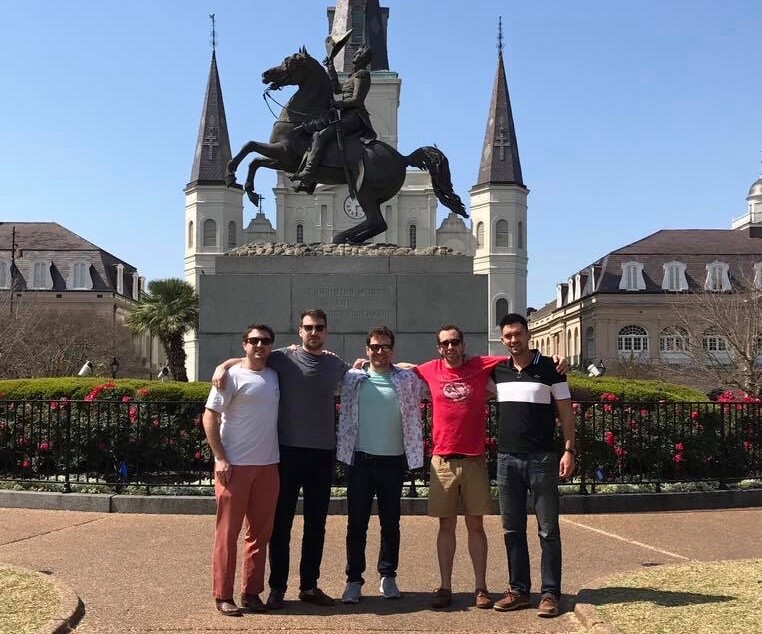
[427,454,493,517]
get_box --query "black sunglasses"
[437,339,462,347]
[367,344,393,352]
[245,336,273,346]
[301,324,326,332]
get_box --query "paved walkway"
[1,507,760,633]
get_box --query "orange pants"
[212,464,279,599]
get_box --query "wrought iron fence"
[0,398,759,494]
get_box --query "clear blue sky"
[2,0,760,308]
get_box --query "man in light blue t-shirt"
[336,326,426,604]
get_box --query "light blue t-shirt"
[355,369,404,456]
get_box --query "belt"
[354,451,405,463]
[437,453,471,460]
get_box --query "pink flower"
[37,441,50,452]
[21,459,30,469]
[603,404,613,413]
[121,395,132,403]
[50,400,59,411]
[674,442,685,452]
[639,409,650,417]
[614,446,627,458]
[572,402,580,412]
[672,453,684,464]
[743,441,753,451]
[137,387,150,397]
[194,451,202,460]
[128,406,138,423]
[604,431,616,446]
[690,410,700,421]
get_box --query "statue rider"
[291,45,376,193]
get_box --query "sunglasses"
[301,324,326,333]
[367,344,393,352]
[437,339,462,348]
[245,336,273,346]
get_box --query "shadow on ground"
[580,586,735,607]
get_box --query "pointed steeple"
[476,18,523,187]
[187,49,234,186]
[328,1,390,72]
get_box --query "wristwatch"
[563,447,576,456]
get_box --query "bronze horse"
[225,48,467,245]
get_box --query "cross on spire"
[209,13,216,53]
[497,16,503,54]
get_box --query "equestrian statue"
[225,33,467,245]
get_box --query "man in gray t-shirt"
[213,308,348,608]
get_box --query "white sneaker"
[380,576,400,599]
[341,581,362,604]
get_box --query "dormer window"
[619,261,646,291]
[661,261,688,291]
[31,260,53,290]
[68,260,93,290]
[0,260,10,290]
[705,261,731,291]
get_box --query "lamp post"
[110,357,120,379]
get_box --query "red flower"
[639,409,650,417]
[614,446,627,458]
[743,441,753,451]
[136,387,150,397]
[674,442,685,452]
[572,402,580,412]
[194,451,202,460]
[50,400,59,411]
[672,453,684,464]
[121,395,132,403]
[603,404,613,413]
[128,406,138,423]
[21,459,30,469]
[604,431,616,446]
[690,410,700,421]
[37,441,50,452]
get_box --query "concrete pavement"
[1,507,760,633]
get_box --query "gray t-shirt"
[267,347,349,450]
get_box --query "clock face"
[343,196,365,220]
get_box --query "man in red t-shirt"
[412,325,565,610]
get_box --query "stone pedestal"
[197,243,487,379]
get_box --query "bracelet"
[563,448,576,456]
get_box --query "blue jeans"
[497,451,561,598]
[268,446,335,592]
[345,451,406,583]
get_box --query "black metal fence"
[0,398,759,494]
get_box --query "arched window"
[227,221,236,248]
[517,221,524,249]
[476,222,484,249]
[409,225,417,248]
[495,219,509,247]
[296,224,304,243]
[659,326,689,352]
[495,298,509,326]
[617,325,648,355]
[203,219,216,248]
[187,221,194,248]
[702,327,727,352]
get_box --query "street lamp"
[110,357,120,379]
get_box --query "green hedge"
[567,373,708,402]
[0,378,211,402]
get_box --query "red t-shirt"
[414,355,507,456]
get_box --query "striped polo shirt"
[491,351,571,453]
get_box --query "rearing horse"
[225,48,468,245]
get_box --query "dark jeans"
[268,445,335,592]
[345,451,406,584]
[496,451,562,598]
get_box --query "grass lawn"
[0,565,60,634]
[589,559,762,634]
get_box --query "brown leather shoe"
[430,587,452,609]
[493,590,531,612]
[537,594,560,617]
[298,587,336,606]
[240,593,267,613]
[475,588,494,609]
[265,589,285,610]
[215,598,242,616]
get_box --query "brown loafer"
[537,594,560,617]
[475,588,494,609]
[493,590,531,612]
[431,587,452,609]
[240,593,267,613]
[265,589,285,610]
[215,598,242,616]
[298,587,335,606]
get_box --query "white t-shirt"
[205,365,280,465]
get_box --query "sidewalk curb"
[1,564,84,634]
[574,587,620,634]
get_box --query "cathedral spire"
[476,17,523,187]
[188,26,234,187]
[328,0,390,72]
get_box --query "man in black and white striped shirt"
[490,313,575,619]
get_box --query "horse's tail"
[404,147,468,218]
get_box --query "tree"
[126,278,198,382]
[667,287,762,396]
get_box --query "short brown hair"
[366,325,395,348]
[300,308,327,326]
[242,324,274,342]
[437,324,464,343]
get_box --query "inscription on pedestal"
[296,277,396,329]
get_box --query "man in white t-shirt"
[203,324,280,617]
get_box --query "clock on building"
[343,196,365,220]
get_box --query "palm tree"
[127,278,199,382]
